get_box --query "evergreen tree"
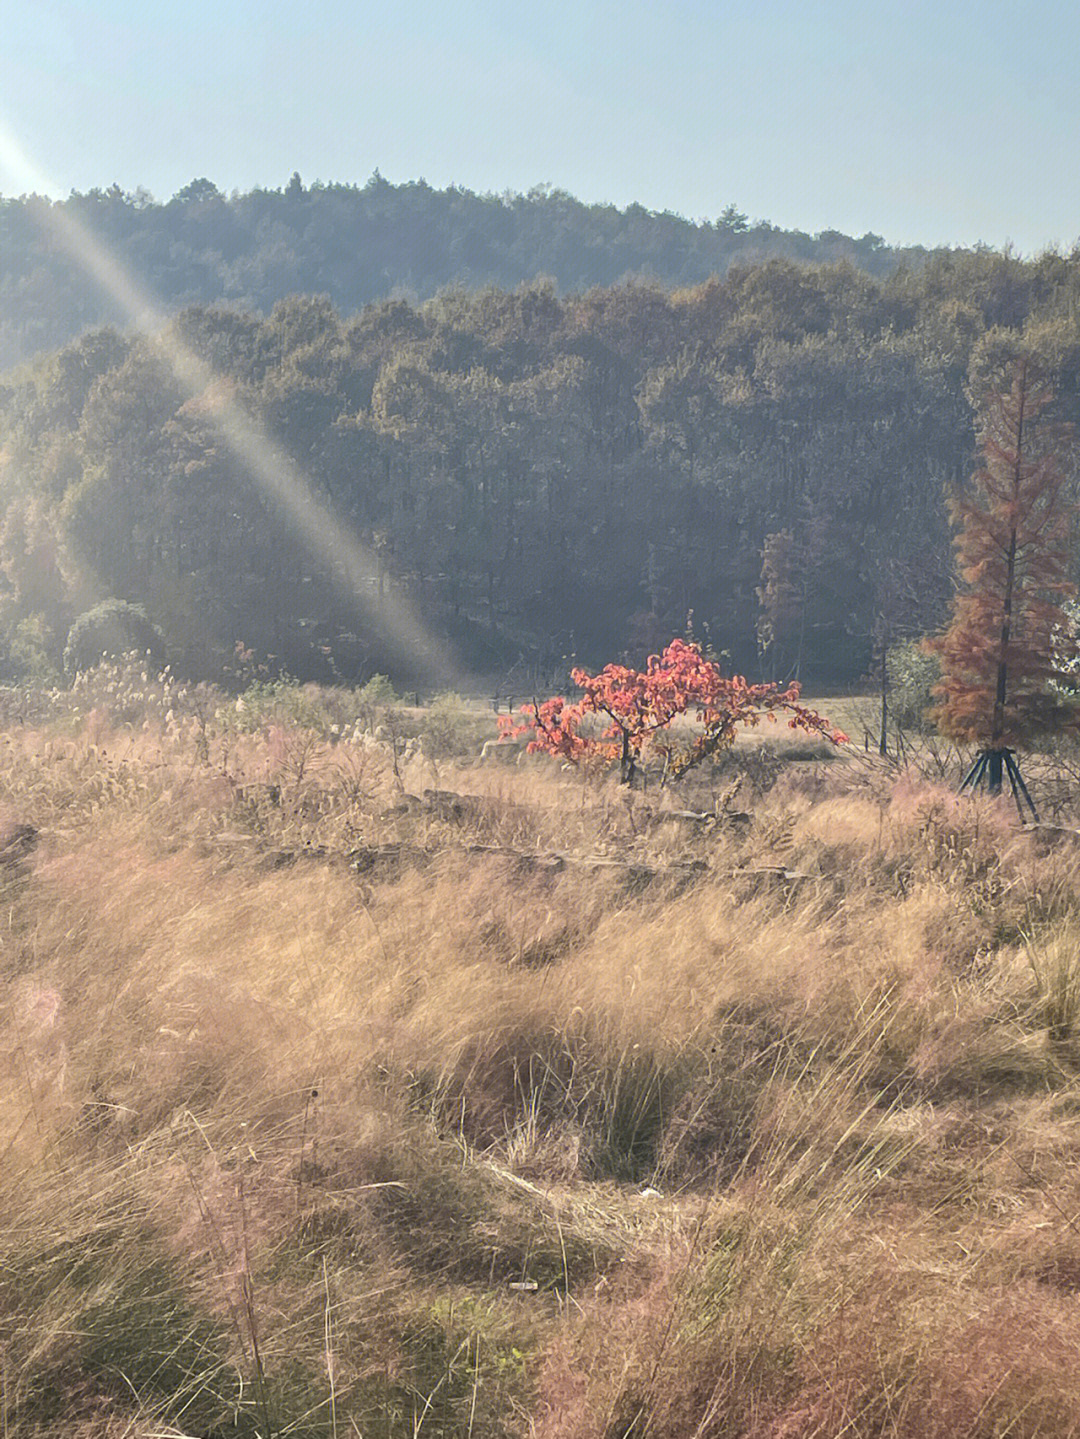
[931,360,1078,778]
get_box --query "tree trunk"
[619,729,636,785]
[987,750,1004,795]
[991,389,1024,751]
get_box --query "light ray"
[0,122,457,687]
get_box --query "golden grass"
[2,682,1080,1436]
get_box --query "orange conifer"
[931,360,1077,749]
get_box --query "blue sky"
[2,0,1079,253]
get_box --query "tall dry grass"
[2,675,1080,1436]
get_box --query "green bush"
[357,673,399,707]
[232,675,329,733]
[4,615,62,685]
[886,639,940,732]
[64,599,165,678]
[419,691,470,757]
[355,672,401,734]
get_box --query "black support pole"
[960,751,988,794]
[959,748,1038,822]
[1004,750,1039,822]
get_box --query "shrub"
[63,599,165,677]
[421,691,478,758]
[887,639,940,731]
[354,672,402,736]
[231,675,328,734]
[3,615,62,685]
[357,673,399,707]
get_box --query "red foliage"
[500,638,847,783]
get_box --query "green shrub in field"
[357,673,399,707]
[64,599,165,677]
[421,691,485,758]
[886,639,940,732]
[232,675,329,734]
[4,615,62,685]
[420,691,466,757]
[354,672,402,735]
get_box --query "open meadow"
[3,670,1080,1438]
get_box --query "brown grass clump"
[4,674,1080,1435]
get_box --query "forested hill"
[0,175,936,369]
[5,247,1080,690]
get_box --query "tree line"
[0,174,934,372]
[4,248,1080,690]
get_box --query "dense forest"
[4,241,1080,690]
[0,176,936,371]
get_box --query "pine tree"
[931,360,1077,787]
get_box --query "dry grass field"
[3,665,1080,1438]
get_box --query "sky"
[2,0,1079,254]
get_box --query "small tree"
[885,639,940,733]
[502,638,846,785]
[930,360,1078,794]
[867,545,950,755]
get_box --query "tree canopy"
[503,638,846,784]
[5,248,1080,689]
[931,362,1079,747]
[0,177,934,371]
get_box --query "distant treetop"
[171,178,223,205]
[0,174,943,370]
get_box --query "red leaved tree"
[501,638,847,784]
[930,360,1078,781]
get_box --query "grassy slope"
[2,674,1080,1438]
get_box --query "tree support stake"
[959,747,1038,822]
